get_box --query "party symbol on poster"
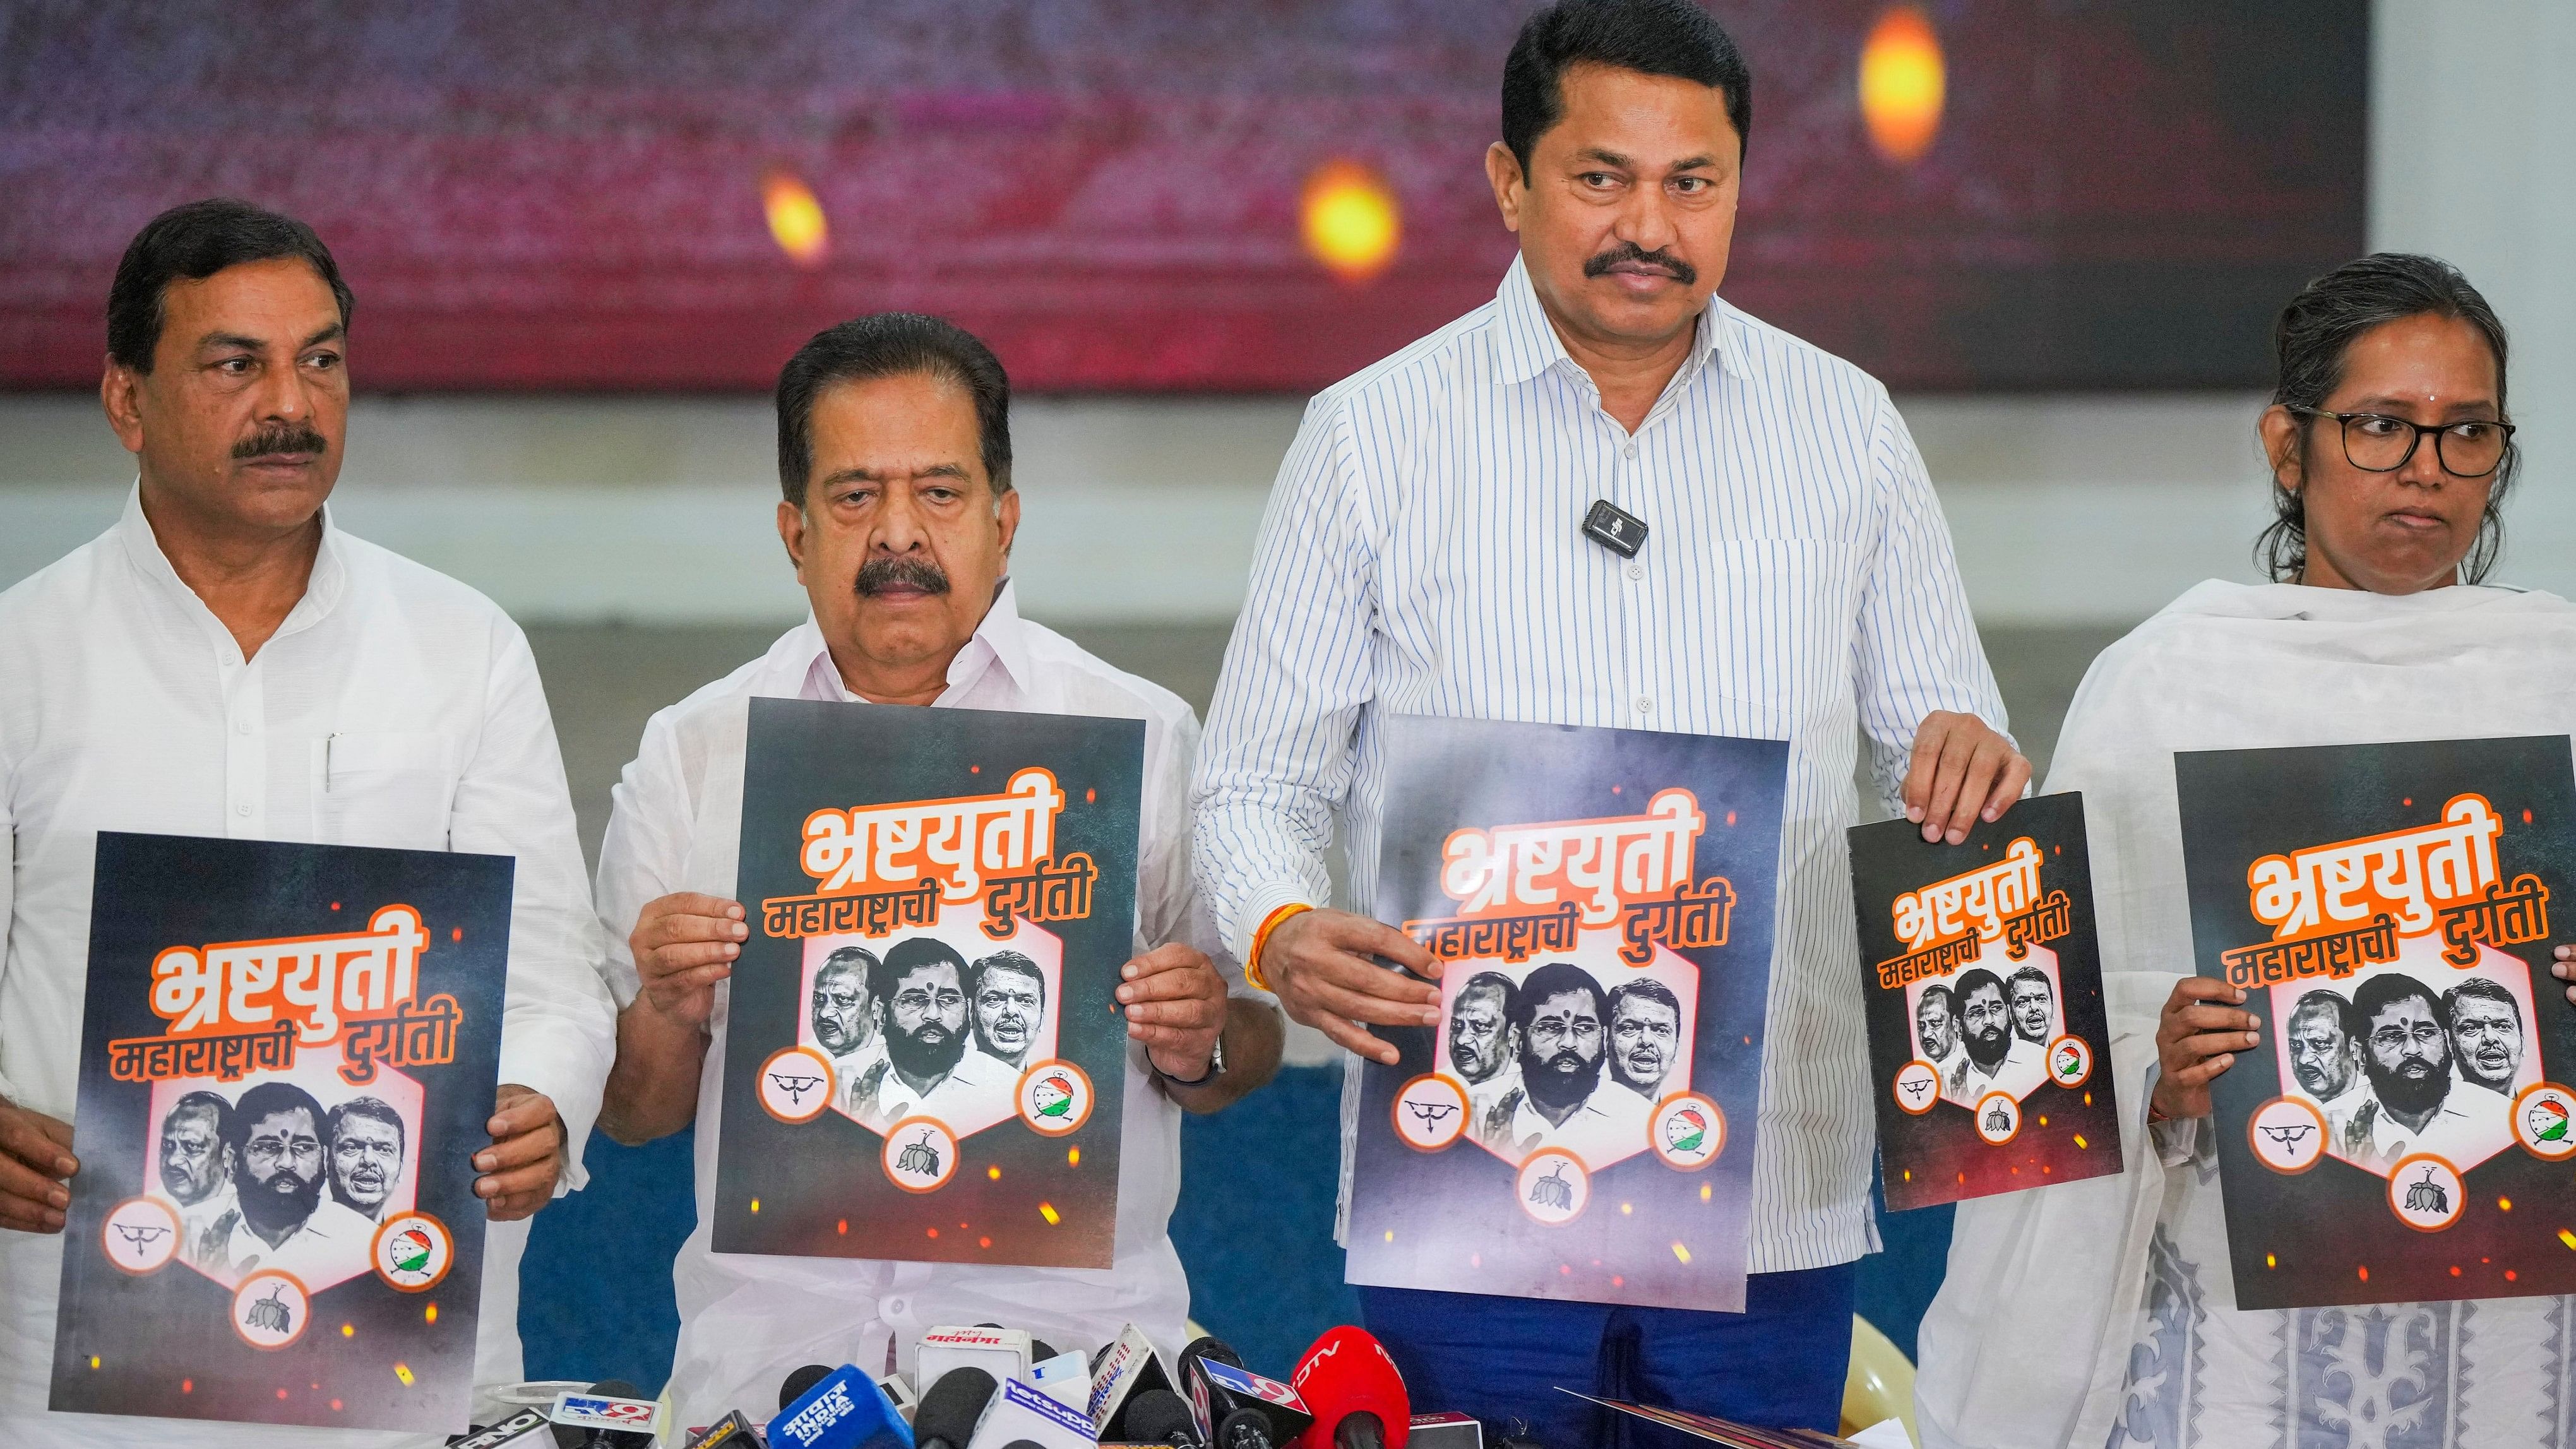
[2248,1095,2329,1175]
[100,1196,179,1275]
[883,1116,959,1193]
[1016,1060,1094,1138]
[2514,1082,2576,1161]
[1516,1148,1590,1226]
[1651,1093,1725,1169]
[2387,1154,2463,1231]
[373,1211,454,1292]
[232,1270,310,1350]
[1392,1074,1469,1151]
[758,1044,836,1124]
[2048,1034,2093,1088]
[1974,1091,2020,1146]
[1892,1059,1941,1116]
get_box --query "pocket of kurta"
[312,730,458,849]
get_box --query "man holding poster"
[0,201,616,1442]
[590,313,1283,1427]
[1191,0,2021,1435]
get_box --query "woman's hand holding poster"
[2176,735,2576,1309]
[1342,716,1786,1313]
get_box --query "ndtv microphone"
[1288,1327,1409,1449]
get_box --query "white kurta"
[0,492,617,1448]
[1916,580,2576,1449]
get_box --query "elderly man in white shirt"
[592,311,1284,1426]
[1190,0,2023,1438]
[0,199,616,1446]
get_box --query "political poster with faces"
[1343,716,1787,1312]
[49,832,509,1433]
[714,698,1142,1268]
[1847,794,2122,1212]
[2178,736,2576,1311]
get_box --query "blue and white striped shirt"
[1190,254,2010,1275]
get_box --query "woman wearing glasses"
[1913,253,2575,1449]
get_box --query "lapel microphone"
[1582,499,1647,559]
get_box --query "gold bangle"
[1243,902,1312,993]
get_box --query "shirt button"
[1635,696,1654,715]
[234,802,252,817]
[1623,441,1638,459]
[235,720,253,736]
[885,1297,907,1316]
[1626,562,1644,581]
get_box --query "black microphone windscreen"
[914,1366,1001,1449]
[1127,1388,1201,1447]
[778,1363,833,1410]
[1004,1442,1046,1449]
[1181,1335,1243,1369]
[1218,1407,1277,1449]
[588,1380,643,1399]
[1029,1338,1059,1364]
[1335,1410,1388,1449]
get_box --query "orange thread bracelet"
[1244,902,1312,993]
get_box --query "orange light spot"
[2037,1116,2048,1126]
[1612,1275,1625,1287]
[927,1227,939,1238]
[88,1356,99,1370]
[331,1400,343,1412]
[1085,788,1097,804]
[1859,8,1945,164]
[2558,1229,2576,1252]
[1726,811,1738,827]
[979,1236,992,1248]
[2074,1135,2089,1149]
[2404,797,2413,807]
[2525,809,2535,824]
[749,1198,760,1213]
[1067,1147,1080,1167]
[1039,1202,1061,1225]
[1700,1183,1712,1202]
[2452,1265,2464,1276]
[2266,1255,2277,1269]
[424,1303,436,1324]
[762,170,828,266]
[1300,160,1401,284]
[2501,1197,2514,1212]
[1671,1242,1692,1264]
[2358,1266,2370,1282]
[988,1166,1001,1180]
[340,1323,354,1338]
[330,902,340,911]
[182,1379,193,1394]
[394,1363,414,1386]
[451,927,462,941]
[970,765,981,774]
[1385,1230,1395,1242]
[837,1219,848,1235]
[277,1388,289,1400]
[2507,1269,2520,1280]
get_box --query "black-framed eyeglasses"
[2291,407,2515,479]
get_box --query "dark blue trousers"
[1359,1263,1857,1448]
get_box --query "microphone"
[1088,1323,1178,1437]
[1178,1338,1315,1449]
[783,1364,837,1409]
[765,1363,912,1449]
[1289,1327,1409,1449]
[548,1381,662,1448]
[922,1325,1035,1390]
[681,1412,765,1448]
[965,1375,1104,1448]
[448,1409,552,1447]
[1124,1388,1203,1447]
[914,1366,1002,1449]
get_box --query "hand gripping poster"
[51,832,510,1433]
[1343,716,1787,1312]
[714,697,1141,1267]
[2176,736,2576,1310]
[1847,794,2121,1212]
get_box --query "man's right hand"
[631,892,749,1032]
[2151,977,2260,1122]
[1257,907,1443,1066]
[0,1097,77,1234]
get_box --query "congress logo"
[372,1210,454,1292]
[100,1195,180,1276]
[2386,1153,2464,1232]
[1392,1074,1469,1152]
[1973,1091,2020,1146]
[232,1269,311,1350]
[882,1115,960,1193]
[2046,1034,2093,1089]
[1650,1093,1724,1170]
[1515,1148,1590,1227]
[1015,1060,1094,1138]
[758,1044,837,1124]
[1892,1059,1941,1117]
[2248,1095,2329,1176]
[2514,1082,2576,1162]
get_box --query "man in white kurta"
[0,200,615,1448]
[1915,580,2576,1449]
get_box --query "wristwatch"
[1155,1036,1226,1090]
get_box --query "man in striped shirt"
[1190,0,2024,1437]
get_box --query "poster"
[1847,795,2121,1211]
[50,832,510,1433]
[1343,716,1787,1312]
[2176,736,2576,1311]
[713,698,1142,1268]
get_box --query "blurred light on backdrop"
[1859,6,1945,165]
[1300,160,1400,285]
[763,170,829,266]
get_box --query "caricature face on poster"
[715,699,1141,1268]
[1345,716,1787,1313]
[2178,736,2576,1310]
[51,833,509,1434]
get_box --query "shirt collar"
[1488,252,1739,390]
[114,483,350,656]
[790,576,1036,704]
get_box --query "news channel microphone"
[1288,1326,1409,1449]
[1123,1388,1203,1448]
[912,1365,1003,1449]
[547,1381,663,1448]
[782,1364,835,1409]
[681,1410,765,1448]
[1088,1323,1178,1438]
[1178,1337,1315,1449]
[765,1363,913,1449]
[447,1409,552,1447]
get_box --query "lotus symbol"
[244,1284,294,1336]
[1527,1160,1573,1211]
[895,1129,943,1178]
[2404,1164,2449,1215]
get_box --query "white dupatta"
[1913,580,2576,1449]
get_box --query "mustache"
[1539,1050,1590,1075]
[856,556,950,597]
[233,421,327,460]
[1583,242,1696,285]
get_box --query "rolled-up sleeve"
[1852,390,2013,815]
[1190,397,1381,966]
[450,619,617,1194]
